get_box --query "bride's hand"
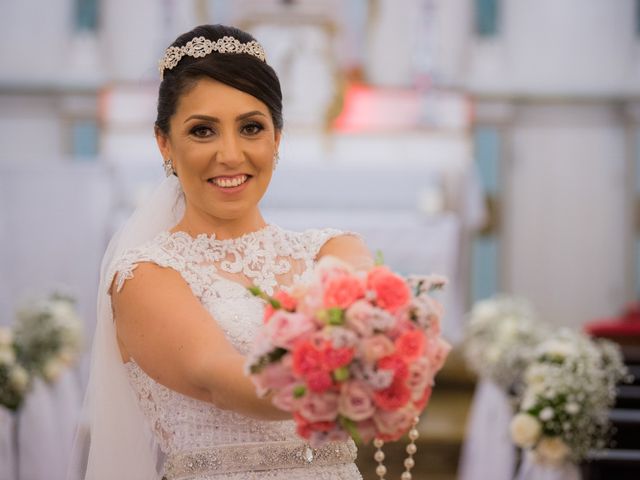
[111,263,290,421]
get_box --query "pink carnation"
[338,380,376,421]
[373,377,412,411]
[366,266,411,313]
[323,273,365,309]
[395,330,426,362]
[263,290,298,323]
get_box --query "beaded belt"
[163,440,357,479]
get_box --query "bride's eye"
[241,122,264,136]
[190,125,214,138]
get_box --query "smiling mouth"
[208,174,250,188]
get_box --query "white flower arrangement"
[13,293,83,382]
[510,328,629,465]
[1,293,83,411]
[463,295,547,391]
[0,326,32,410]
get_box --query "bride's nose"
[217,131,243,167]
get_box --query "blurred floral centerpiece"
[1,293,83,411]
[463,295,546,393]
[510,329,629,466]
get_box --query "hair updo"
[155,24,283,135]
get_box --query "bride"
[69,24,373,480]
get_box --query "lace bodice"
[111,225,362,479]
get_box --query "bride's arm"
[317,234,374,272]
[111,262,289,421]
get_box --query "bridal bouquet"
[509,329,628,465]
[463,295,546,391]
[246,257,450,447]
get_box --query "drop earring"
[163,158,175,177]
[273,151,280,171]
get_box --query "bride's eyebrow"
[184,111,267,123]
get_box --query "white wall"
[503,103,630,327]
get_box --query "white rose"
[50,299,77,324]
[472,301,498,321]
[540,339,575,360]
[9,365,29,392]
[534,436,570,465]
[0,327,13,346]
[539,407,555,421]
[498,317,518,341]
[43,359,64,382]
[565,402,580,415]
[510,413,542,448]
[0,347,16,366]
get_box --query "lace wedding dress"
[109,224,362,480]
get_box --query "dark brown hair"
[155,24,283,135]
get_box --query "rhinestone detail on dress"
[163,441,357,479]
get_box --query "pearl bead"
[401,472,412,480]
[376,464,387,477]
[374,450,385,462]
[406,443,417,455]
[373,438,384,448]
[409,428,419,441]
[404,457,415,469]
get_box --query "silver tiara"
[158,35,267,79]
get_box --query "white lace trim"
[110,225,350,297]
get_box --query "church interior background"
[1,1,640,479]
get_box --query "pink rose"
[345,300,376,337]
[251,355,296,397]
[406,356,434,401]
[355,419,378,444]
[425,337,451,373]
[338,380,376,421]
[272,382,304,412]
[299,390,339,422]
[360,335,395,363]
[366,267,411,313]
[373,405,417,442]
[308,428,350,448]
[323,273,365,309]
[265,311,316,349]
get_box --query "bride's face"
[156,77,281,222]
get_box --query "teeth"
[211,175,248,188]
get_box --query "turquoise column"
[471,126,501,302]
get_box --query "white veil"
[68,175,184,480]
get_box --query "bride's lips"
[207,174,252,194]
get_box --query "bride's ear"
[155,127,172,161]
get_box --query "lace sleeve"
[304,228,362,262]
[109,243,181,294]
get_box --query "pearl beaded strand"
[373,416,420,480]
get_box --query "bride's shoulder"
[272,225,370,266]
[107,231,183,294]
